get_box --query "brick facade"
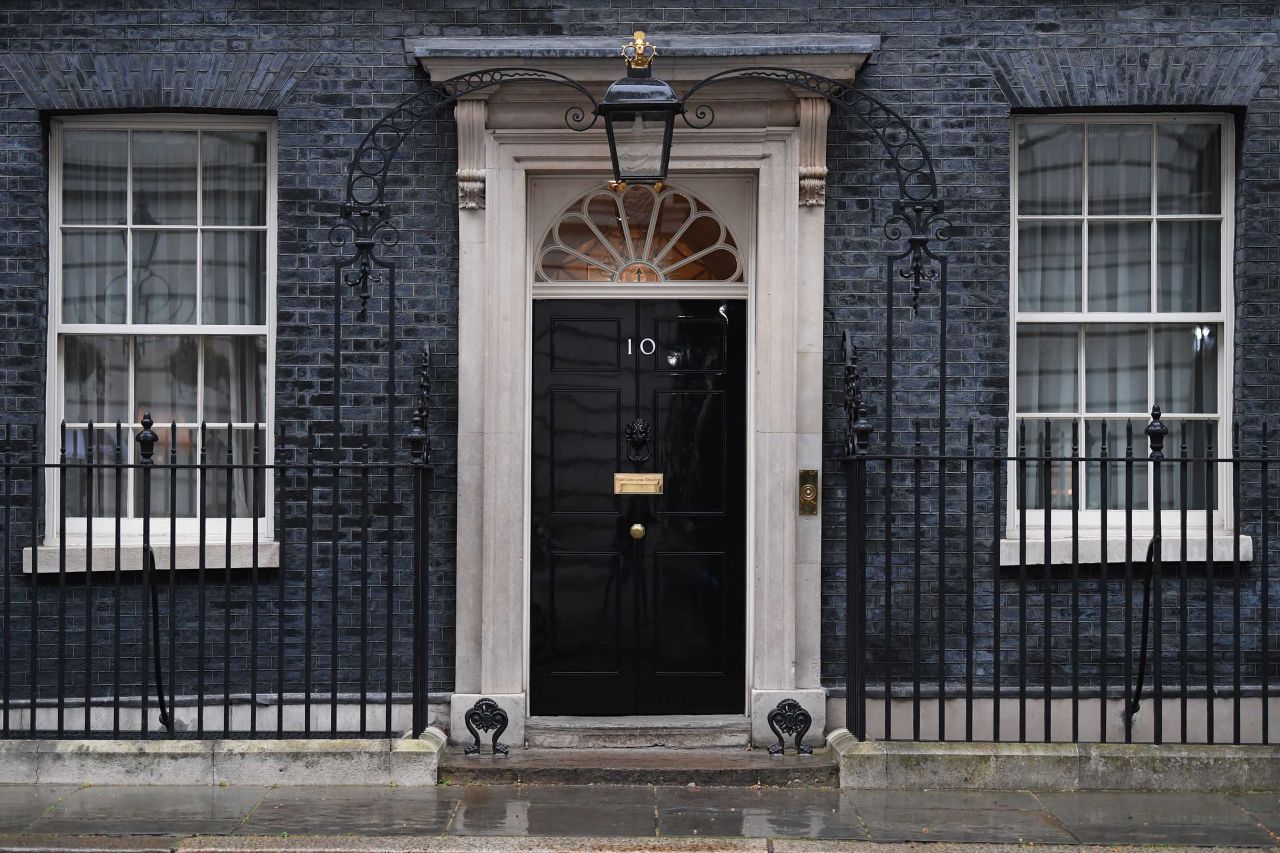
[0,1,1278,702]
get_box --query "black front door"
[530,299,746,716]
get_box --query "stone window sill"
[22,541,280,574]
[998,532,1252,567]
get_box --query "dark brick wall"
[0,1,1278,706]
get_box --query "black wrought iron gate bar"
[837,388,1279,745]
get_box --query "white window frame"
[44,113,277,550]
[1008,112,1236,542]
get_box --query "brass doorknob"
[629,523,646,540]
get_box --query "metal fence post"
[135,413,172,735]
[1147,405,1168,744]
[843,331,873,740]
[407,347,432,738]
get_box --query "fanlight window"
[536,185,743,283]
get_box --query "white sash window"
[1010,114,1234,532]
[46,115,276,546]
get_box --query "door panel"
[550,389,621,514]
[655,390,727,514]
[548,551,623,674]
[654,552,728,674]
[531,299,746,716]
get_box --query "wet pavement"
[0,784,1279,848]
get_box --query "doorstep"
[439,746,838,786]
[525,714,751,749]
[827,727,1280,790]
[0,729,446,786]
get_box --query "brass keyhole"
[629,523,646,540]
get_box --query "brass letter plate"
[798,469,819,515]
[614,473,664,495]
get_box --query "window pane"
[1159,419,1218,511]
[1017,123,1082,215]
[63,427,126,518]
[651,191,695,258]
[1154,325,1218,414]
[62,130,127,225]
[1084,419,1149,510]
[1016,324,1078,413]
[1018,222,1081,311]
[202,231,266,324]
[1158,221,1220,312]
[132,131,197,225]
[62,230,126,324]
[204,336,265,424]
[1016,419,1074,510]
[204,427,265,518]
[64,335,129,422]
[1087,124,1151,215]
[1157,123,1221,214]
[134,335,198,424]
[133,231,197,324]
[610,110,667,179]
[202,131,267,226]
[1085,324,1147,413]
[1087,221,1150,311]
[134,426,196,518]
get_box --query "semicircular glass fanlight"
[536,184,743,283]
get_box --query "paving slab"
[449,785,657,837]
[844,788,1044,813]
[655,785,867,839]
[847,788,1076,843]
[0,784,80,833]
[30,785,267,837]
[1231,792,1280,836]
[1038,790,1277,846]
[237,785,463,837]
[0,833,180,851]
[180,837,768,852]
[773,840,1274,845]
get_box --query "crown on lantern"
[621,31,657,69]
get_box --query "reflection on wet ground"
[1,783,1279,845]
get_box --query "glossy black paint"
[530,300,747,716]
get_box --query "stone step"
[438,746,837,787]
[525,714,752,749]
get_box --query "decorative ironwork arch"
[326,69,601,464]
[328,64,952,463]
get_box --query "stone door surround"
[406,33,879,748]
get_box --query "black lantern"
[597,32,683,187]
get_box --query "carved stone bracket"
[797,96,830,207]
[456,98,487,210]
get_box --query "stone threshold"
[828,727,1280,791]
[0,728,446,786]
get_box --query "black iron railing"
[0,415,433,739]
[841,398,1278,745]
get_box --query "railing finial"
[842,330,873,457]
[136,412,158,465]
[407,343,431,464]
[1146,404,1169,460]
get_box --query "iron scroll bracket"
[766,698,813,756]
[464,697,510,757]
